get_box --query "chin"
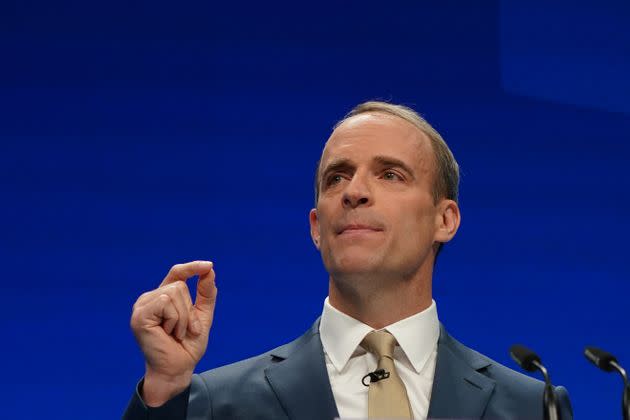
[327,250,383,276]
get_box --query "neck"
[328,266,433,330]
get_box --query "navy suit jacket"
[124,321,573,419]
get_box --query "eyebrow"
[320,155,416,182]
[320,158,354,181]
[372,155,416,180]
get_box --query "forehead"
[320,112,434,171]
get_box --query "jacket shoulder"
[441,328,572,419]
[445,331,546,392]
[198,322,317,385]
[187,323,320,419]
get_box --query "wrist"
[142,368,193,407]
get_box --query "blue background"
[1,1,629,418]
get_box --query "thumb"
[194,268,217,315]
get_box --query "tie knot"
[361,330,397,359]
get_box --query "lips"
[337,224,384,235]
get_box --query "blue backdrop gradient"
[1,1,629,418]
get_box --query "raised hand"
[130,261,217,406]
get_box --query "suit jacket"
[124,321,573,419]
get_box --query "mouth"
[337,224,384,236]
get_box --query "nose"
[342,173,372,209]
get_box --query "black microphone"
[361,369,390,386]
[584,346,630,420]
[510,344,561,420]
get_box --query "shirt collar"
[319,297,440,374]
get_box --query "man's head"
[309,101,460,289]
[314,101,460,206]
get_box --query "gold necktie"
[361,330,412,419]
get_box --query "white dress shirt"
[319,297,440,420]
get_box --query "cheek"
[393,204,436,247]
[315,208,335,245]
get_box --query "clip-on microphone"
[362,369,390,386]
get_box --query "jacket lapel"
[264,322,339,420]
[428,325,495,419]
[263,321,495,420]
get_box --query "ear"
[433,199,461,244]
[309,208,321,249]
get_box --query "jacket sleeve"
[122,378,191,420]
[556,385,573,420]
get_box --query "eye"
[382,170,403,181]
[326,174,344,186]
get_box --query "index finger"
[160,260,214,287]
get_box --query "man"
[124,101,573,419]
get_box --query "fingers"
[194,268,217,313]
[165,283,190,340]
[160,261,213,287]
[133,281,200,340]
[131,293,179,334]
[132,261,215,341]
[154,294,178,335]
[187,307,201,335]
